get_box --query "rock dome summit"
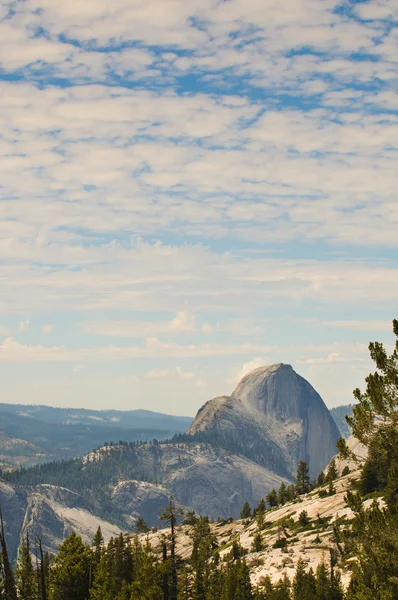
[189,363,340,479]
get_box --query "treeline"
[0,499,344,600]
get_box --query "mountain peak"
[189,363,340,479]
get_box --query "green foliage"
[339,321,398,598]
[272,537,287,550]
[0,506,18,600]
[135,517,150,534]
[277,483,288,506]
[240,501,252,519]
[16,533,37,600]
[49,532,91,600]
[296,460,311,495]
[298,510,310,527]
[327,459,338,482]
[346,319,398,455]
[183,510,198,526]
[292,558,316,600]
[251,532,264,553]
[266,489,279,507]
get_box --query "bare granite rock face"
[0,482,122,562]
[189,363,341,479]
[0,480,26,561]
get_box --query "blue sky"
[0,0,397,415]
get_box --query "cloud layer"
[0,0,397,412]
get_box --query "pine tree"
[16,532,37,600]
[251,532,263,553]
[266,489,278,507]
[49,532,91,600]
[315,561,331,600]
[92,527,104,565]
[293,558,316,600]
[295,460,311,495]
[277,482,287,506]
[272,574,291,600]
[130,538,163,600]
[160,497,183,600]
[240,501,252,519]
[0,506,17,600]
[135,517,150,534]
[327,459,338,482]
[89,552,112,600]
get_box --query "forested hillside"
[0,408,191,470]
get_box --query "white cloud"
[18,319,30,332]
[324,320,394,332]
[297,352,343,365]
[144,366,195,380]
[80,312,211,338]
[232,357,269,384]
[41,324,53,334]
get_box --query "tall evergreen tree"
[295,460,311,495]
[292,558,315,600]
[16,532,37,600]
[0,506,17,600]
[240,501,252,519]
[49,532,91,600]
[160,497,183,600]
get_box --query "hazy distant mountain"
[329,404,354,438]
[0,405,192,469]
[0,403,192,430]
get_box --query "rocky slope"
[189,363,340,478]
[142,469,366,589]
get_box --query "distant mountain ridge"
[0,403,192,429]
[0,405,192,469]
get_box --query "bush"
[298,510,310,526]
[273,537,288,550]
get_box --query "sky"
[0,0,397,416]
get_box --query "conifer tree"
[49,532,91,600]
[160,498,183,600]
[277,482,287,506]
[16,532,36,600]
[327,459,338,482]
[272,574,291,600]
[295,460,311,495]
[266,489,278,507]
[293,558,316,600]
[0,506,17,600]
[92,527,104,565]
[315,561,331,600]
[135,517,150,534]
[240,501,252,519]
